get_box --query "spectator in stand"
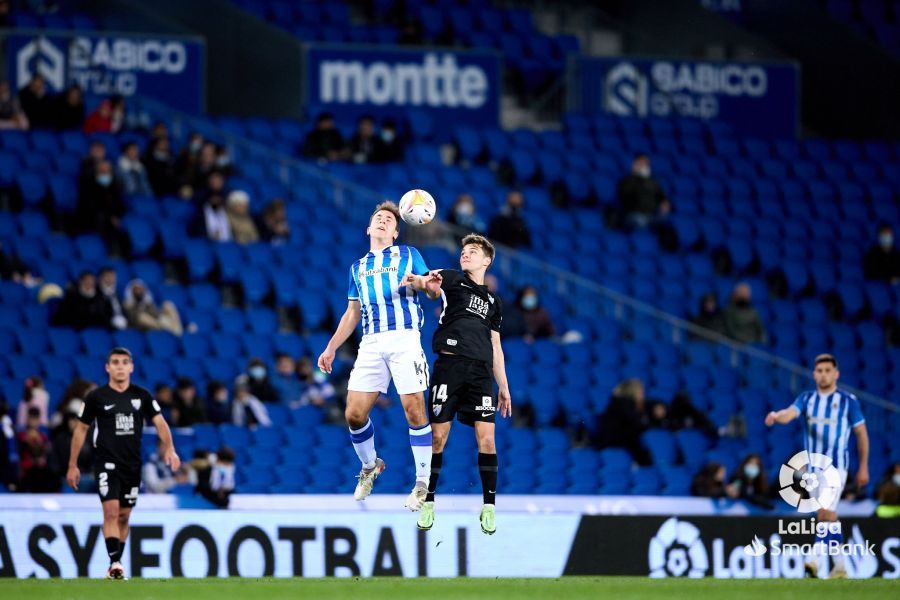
[49,378,95,432]
[488,190,532,248]
[98,267,128,331]
[54,84,85,130]
[271,353,302,405]
[692,292,728,339]
[876,463,900,516]
[197,170,227,204]
[259,198,291,243]
[296,357,337,409]
[18,73,53,129]
[79,140,107,186]
[188,142,221,190]
[48,395,94,490]
[0,240,37,286]
[173,377,207,427]
[484,274,526,338]
[244,357,278,403]
[593,378,652,466]
[691,462,730,498]
[117,141,153,197]
[446,193,486,235]
[143,438,190,493]
[200,446,236,508]
[398,16,424,45]
[349,115,385,164]
[214,145,235,177]
[726,453,773,508]
[723,282,767,344]
[864,223,900,283]
[303,112,346,162]
[175,132,204,176]
[516,285,556,340]
[155,383,176,423]
[0,80,29,130]
[379,118,404,162]
[0,1,10,30]
[17,407,57,492]
[191,193,231,242]
[76,159,129,255]
[0,398,15,491]
[52,271,113,330]
[16,376,49,429]
[205,381,231,425]
[143,136,178,197]
[617,153,671,229]
[226,190,260,244]
[123,279,184,336]
[232,375,272,427]
[83,95,124,134]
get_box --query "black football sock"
[105,537,120,564]
[114,540,126,563]
[426,452,443,502]
[478,452,498,505]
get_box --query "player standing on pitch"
[765,353,869,579]
[318,201,434,510]
[67,347,180,580]
[401,234,511,534]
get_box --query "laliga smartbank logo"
[777,451,841,513]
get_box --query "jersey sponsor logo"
[460,282,473,289]
[115,413,135,436]
[361,265,399,278]
[104,404,115,411]
[466,295,490,319]
[131,399,142,410]
[479,396,495,417]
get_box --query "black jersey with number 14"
[432,269,502,365]
[78,384,161,471]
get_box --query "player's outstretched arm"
[153,414,181,471]
[318,301,362,373]
[400,271,442,300]
[67,421,90,490]
[764,406,799,427]
[854,423,869,487]
[491,330,512,418]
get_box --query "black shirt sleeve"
[78,389,97,425]
[439,269,461,289]
[142,388,162,422]
[490,296,503,333]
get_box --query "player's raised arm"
[765,406,799,426]
[319,301,362,373]
[491,330,512,418]
[400,270,442,300]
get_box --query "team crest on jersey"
[131,399,142,410]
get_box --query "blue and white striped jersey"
[792,388,865,472]
[347,245,429,336]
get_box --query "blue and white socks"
[349,419,377,469]
[409,424,433,484]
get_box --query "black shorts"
[94,462,141,508]
[429,354,496,426]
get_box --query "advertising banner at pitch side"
[569,57,799,138]
[305,44,500,129]
[4,30,205,113]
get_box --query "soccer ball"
[399,189,436,226]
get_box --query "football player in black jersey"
[401,234,511,534]
[66,347,180,580]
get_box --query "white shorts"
[823,469,848,512]
[347,329,429,395]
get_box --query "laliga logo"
[17,37,65,90]
[743,535,767,557]
[648,517,708,578]
[778,451,841,513]
[604,62,648,117]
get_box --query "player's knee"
[477,437,496,453]
[103,507,119,523]
[345,406,367,429]
[432,430,447,451]
[117,512,130,527]
[403,403,426,426]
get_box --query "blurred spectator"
[143,137,178,197]
[617,153,671,228]
[191,193,231,242]
[83,95,124,134]
[123,279,184,336]
[49,378,95,431]
[54,84,85,130]
[18,73,53,128]
[98,267,128,330]
[143,438,190,493]
[303,112,346,161]
[593,378,652,466]
[296,357,337,409]
[0,241,37,286]
[723,282,767,344]
[488,190,532,248]
[485,274,526,338]
[174,132,204,180]
[200,446,235,508]
[198,170,228,203]
[155,383,176,423]
[48,396,93,488]
[726,453,773,508]
[0,80,29,130]
[863,223,900,283]
[271,354,301,405]
[75,159,128,255]
[226,190,260,244]
[79,140,107,185]
[665,391,718,437]
[214,146,235,177]
[245,357,278,402]
[52,271,113,330]
[0,1,10,29]
[232,375,272,427]
[16,376,48,430]
[173,377,207,427]
[692,462,729,498]
[876,463,900,513]
[206,381,231,425]
[17,407,57,492]
[117,141,153,197]
[379,119,404,162]
[0,399,15,491]
[259,198,291,243]
[398,16,424,45]
[516,285,556,340]
[446,193,486,234]
[349,115,385,164]
[188,142,221,190]
[692,292,728,338]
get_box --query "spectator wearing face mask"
[864,223,900,284]
[295,357,336,409]
[175,132,204,178]
[488,190,532,248]
[726,453,773,508]
[232,375,272,427]
[245,358,278,403]
[617,153,671,229]
[16,377,49,430]
[349,115,385,164]
[52,271,113,329]
[200,446,236,508]
[75,159,128,255]
[447,193,486,235]
[271,354,302,405]
[123,279,184,336]
[117,141,153,197]
[226,190,260,244]
[723,282,767,344]
[516,285,555,340]
[691,292,728,339]
[98,267,128,331]
[0,80,29,130]
[205,381,232,425]
[259,198,291,243]
[143,137,178,197]
[379,118,404,162]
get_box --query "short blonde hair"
[461,233,495,265]
[370,201,401,232]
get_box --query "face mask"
[744,464,760,479]
[521,295,538,310]
[216,156,230,168]
[456,203,474,217]
[879,233,893,249]
[190,141,202,153]
[248,366,266,380]
[382,130,395,143]
[636,165,651,178]
[153,151,168,161]
[96,174,112,187]
[893,474,900,486]
[313,371,327,384]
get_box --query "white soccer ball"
[398,189,436,226]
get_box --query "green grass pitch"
[2,577,897,600]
